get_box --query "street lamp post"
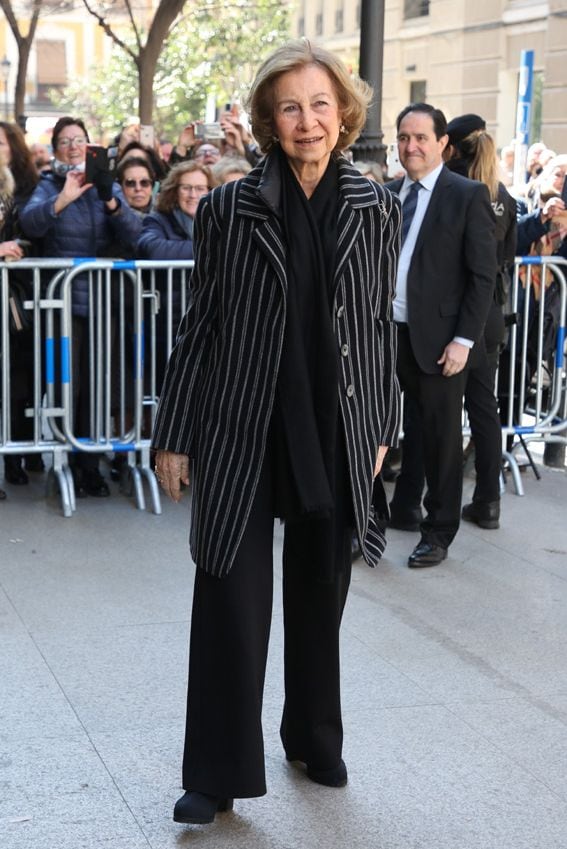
[1,56,11,121]
[351,0,387,165]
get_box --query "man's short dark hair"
[396,103,448,140]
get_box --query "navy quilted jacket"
[20,171,142,316]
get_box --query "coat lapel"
[411,166,452,258]
[333,158,379,289]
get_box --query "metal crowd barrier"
[0,258,193,517]
[498,255,567,495]
[2,255,565,513]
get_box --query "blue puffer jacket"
[20,171,143,316]
[137,210,194,260]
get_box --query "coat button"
[346,384,354,397]
[336,305,345,318]
[341,344,349,357]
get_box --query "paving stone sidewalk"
[1,457,566,849]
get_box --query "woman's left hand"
[155,449,190,502]
[0,240,24,261]
[374,445,389,478]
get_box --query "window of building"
[298,16,305,36]
[335,1,344,32]
[315,11,323,35]
[36,39,67,103]
[410,80,427,103]
[404,0,430,19]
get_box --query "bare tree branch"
[80,0,139,64]
[123,0,143,54]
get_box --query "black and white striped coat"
[152,154,402,578]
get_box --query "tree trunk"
[137,0,187,126]
[15,40,32,121]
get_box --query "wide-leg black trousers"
[181,452,353,799]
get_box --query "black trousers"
[181,452,353,799]
[464,301,504,504]
[393,324,467,549]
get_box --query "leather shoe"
[286,755,348,787]
[173,791,233,824]
[461,500,500,529]
[0,488,6,500]
[408,541,447,568]
[387,505,423,532]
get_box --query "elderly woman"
[153,41,401,825]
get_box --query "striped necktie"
[401,181,422,245]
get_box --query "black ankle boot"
[286,755,348,787]
[173,791,234,824]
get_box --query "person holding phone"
[20,116,142,498]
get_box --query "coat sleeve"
[19,178,59,238]
[150,195,218,456]
[375,185,402,447]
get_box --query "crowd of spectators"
[0,108,566,503]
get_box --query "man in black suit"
[388,103,496,567]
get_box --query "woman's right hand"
[54,170,93,214]
[155,449,190,502]
[0,240,24,261]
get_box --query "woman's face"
[0,127,11,166]
[177,169,209,217]
[121,164,153,210]
[272,64,342,177]
[55,123,87,166]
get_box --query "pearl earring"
[340,123,347,134]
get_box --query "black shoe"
[0,488,6,500]
[110,455,126,482]
[387,505,423,532]
[83,469,110,498]
[173,791,233,824]
[461,500,500,529]
[408,541,447,568]
[286,755,348,787]
[4,458,29,485]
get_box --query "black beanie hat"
[446,113,486,146]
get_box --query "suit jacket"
[152,153,402,578]
[390,167,497,373]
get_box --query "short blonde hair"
[244,39,372,155]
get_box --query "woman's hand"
[374,445,389,477]
[155,449,190,502]
[0,240,24,261]
[54,170,92,214]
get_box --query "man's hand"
[437,340,470,377]
[374,445,389,478]
[155,450,190,502]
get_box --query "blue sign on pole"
[513,49,534,187]
[516,49,534,145]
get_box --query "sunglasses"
[124,178,153,188]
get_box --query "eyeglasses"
[124,178,153,188]
[178,184,209,195]
[57,136,87,148]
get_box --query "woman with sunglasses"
[116,157,155,216]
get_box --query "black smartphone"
[85,144,109,183]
